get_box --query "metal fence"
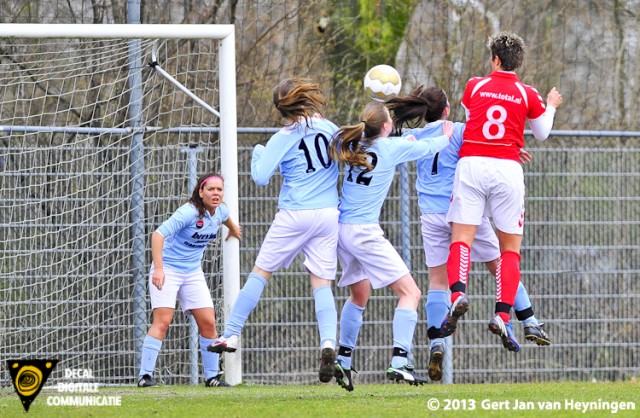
[236,134,640,385]
[1,133,637,387]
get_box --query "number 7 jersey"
[459,71,547,161]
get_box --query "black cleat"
[137,374,158,387]
[205,373,231,387]
[334,360,356,392]
[428,342,445,381]
[319,347,336,383]
[488,315,520,352]
[524,322,551,346]
[207,335,239,353]
[386,364,427,386]
[440,294,469,337]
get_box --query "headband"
[200,175,224,190]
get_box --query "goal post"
[0,24,241,386]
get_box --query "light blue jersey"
[156,202,229,273]
[251,117,339,210]
[339,134,449,224]
[407,120,464,214]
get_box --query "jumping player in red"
[441,32,563,351]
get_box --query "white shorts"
[149,265,214,314]
[421,212,500,267]
[255,207,339,280]
[447,156,525,235]
[336,223,410,290]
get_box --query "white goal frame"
[0,24,241,385]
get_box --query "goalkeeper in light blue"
[208,77,341,384]
[329,100,453,391]
[137,173,241,388]
[389,86,551,382]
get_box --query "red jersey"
[459,71,546,161]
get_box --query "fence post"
[399,162,411,266]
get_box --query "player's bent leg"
[208,271,269,353]
[335,295,366,391]
[514,283,551,346]
[311,280,338,383]
[492,248,521,344]
[425,287,448,381]
[138,308,173,387]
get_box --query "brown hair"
[388,86,448,133]
[189,172,223,218]
[487,31,526,71]
[272,77,327,126]
[329,101,389,172]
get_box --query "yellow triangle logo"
[7,359,58,412]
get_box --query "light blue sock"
[224,272,268,337]
[391,308,417,368]
[139,335,162,377]
[337,299,365,370]
[313,285,337,348]
[426,290,449,348]
[200,336,219,380]
[514,282,539,325]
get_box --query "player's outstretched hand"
[442,120,454,138]
[519,148,532,165]
[547,87,563,108]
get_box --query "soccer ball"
[363,64,402,102]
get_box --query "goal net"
[0,24,240,386]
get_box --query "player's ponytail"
[330,122,371,171]
[389,86,448,132]
[329,101,388,172]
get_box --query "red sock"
[447,241,470,304]
[496,251,521,322]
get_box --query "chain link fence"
[3,134,637,386]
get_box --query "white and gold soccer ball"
[363,64,402,102]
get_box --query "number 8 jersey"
[459,71,547,161]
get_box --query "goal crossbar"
[0,23,234,39]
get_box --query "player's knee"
[197,321,216,336]
[410,287,422,304]
[149,321,171,339]
[397,278,422,305]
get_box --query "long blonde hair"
[329,101,389,172]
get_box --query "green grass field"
[1,381,638,417]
